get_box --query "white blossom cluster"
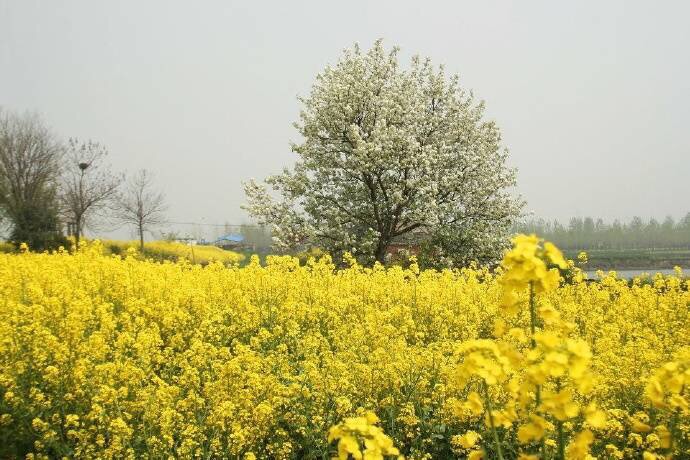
[244,40,523,266]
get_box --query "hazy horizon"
[2,0,689,240]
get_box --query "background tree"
[513,214,690,250]
[239,223,273,252]
[60,138,123,244]
[244,41,522,266]
[0,108,66,250]
[115,169,166,251]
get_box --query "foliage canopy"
[245,41,522,266]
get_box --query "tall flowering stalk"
[451,234,605,459]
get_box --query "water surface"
[585,268,687,279]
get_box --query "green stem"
[528,283,539,403]
[529,281,537,350]
[483,381,505,460]
[556,379,565,460]
[669,407,679,454]
[557,420,565,460]
[529,281,545,456]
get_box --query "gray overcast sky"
[2,0,689,239]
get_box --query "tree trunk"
[375,237,389,264]
[75,216,82,246]
[139,224,144,253]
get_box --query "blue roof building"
[214,234,244,246]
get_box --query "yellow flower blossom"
[464,392,484,417]
[584,403,607,429]
[517,414,549,444]
[540,389,580,421]
[456,430,481,449]
[631,419,652,433]
[468,450,484,460]
[565,429,594,459]
[328,412,400,460]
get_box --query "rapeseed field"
[0,237,687,459]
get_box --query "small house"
[214,233,245,250]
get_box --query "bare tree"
[60,139,123,244]
[115,169,167,251]
[0,108,65,250]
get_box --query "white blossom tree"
[244,41,523,266]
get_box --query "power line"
[161,220,265,229]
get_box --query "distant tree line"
[0,108,166,251]
[514,214,690,250]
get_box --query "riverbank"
[564,248,690,270]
